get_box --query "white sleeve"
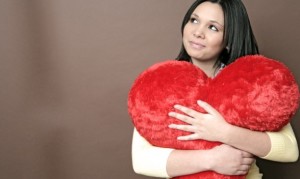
[262,123,299,162]
[131,128,174,178]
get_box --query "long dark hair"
[176,0,259,65]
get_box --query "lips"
[189,41,205,49]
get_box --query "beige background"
[0,0,299,178]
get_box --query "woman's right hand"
[208,144,255,175]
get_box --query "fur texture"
[128,55,299,179]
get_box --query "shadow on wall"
[24,0,65,107]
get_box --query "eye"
[189,17,198,24]
[209,25,218,31]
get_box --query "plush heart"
[128,55,299,179]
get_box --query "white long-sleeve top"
[132,123,298,179]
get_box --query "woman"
[131,0,299,178]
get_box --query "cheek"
[183,24,193,38]
[210,35,224,48]
[182,31,190,47]
[182,29,189,41]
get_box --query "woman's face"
[183,2,225,64]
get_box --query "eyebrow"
[191,13,224,27]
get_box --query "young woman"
[131,0,299,178]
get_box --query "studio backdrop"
[0,0,299,178]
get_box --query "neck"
[191,58,218,78]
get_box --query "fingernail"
[174,105,180,109]
[168,124,175,128]
[168,112,174,116]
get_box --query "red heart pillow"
[128,55,299,179]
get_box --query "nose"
[193,26,205,38]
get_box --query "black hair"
[176,0,259,65]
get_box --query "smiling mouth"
[189,41,205,49]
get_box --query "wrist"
[204,148,216,171]
[219,123,235,144]
[188,150,213,172]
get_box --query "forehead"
[193,2,224,24]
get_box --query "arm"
[202,123,299,162]
[262,123,299,162]
[131,128,172,178]
[132,128,254,178]
[220,122,299,161]
[168,100,299,161]
[221,122,271,157]
[166,143,253,177]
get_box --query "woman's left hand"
[168,100,231,142]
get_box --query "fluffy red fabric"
[128,55,299,179]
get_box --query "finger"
[237,164,251,173]
[177,133,200,140]
[242,158,255,165]
[197,100,218,115]
[236,168,249,175]
[241,151,253,158]
[174,104,204,119]
[168,124,196,133]
[168,112,195,124]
